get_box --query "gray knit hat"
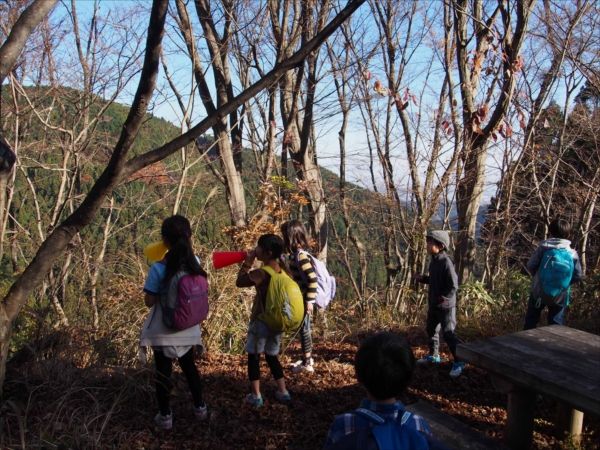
[426,230,451,250]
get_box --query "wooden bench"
[457,325,600,449]
[406,401,508,450]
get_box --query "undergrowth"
[1,267,598,448]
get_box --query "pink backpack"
[158,260,209,330]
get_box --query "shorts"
[245,320,283,356]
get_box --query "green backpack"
[259,266,304,332]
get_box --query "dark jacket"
[419,252,458,310]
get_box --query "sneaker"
[275,390,291,404]
[245,393,263,408]
[291,358,314,374]
[290,359,303,369]
[449,362,466,378]
[193,404,208,421]
[417,355,441,364]
[154,410,172,430]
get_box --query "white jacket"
[140,301,204,358]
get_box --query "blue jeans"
[523,294,565,330]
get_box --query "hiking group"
[139,215,583,448]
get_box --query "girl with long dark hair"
[140,215,208,429]
[281,220,318,373]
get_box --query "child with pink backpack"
[140,215,209,429]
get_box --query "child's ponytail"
[161,215,207,284]
[280,220,311,254]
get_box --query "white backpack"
[294,250,336,309]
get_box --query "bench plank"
[537,325,600,349]
[493,332,598,380]
[458,338,599,393]
[457,340,600,415]
[406,401,508,450]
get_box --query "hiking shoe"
[245,393,263,408]
[449,362,466,378]
[290,359,303,369]
[417,355,441,364]
[154,410,172,430]
[193,404,208,421]
[275,390,291,404]
[291,357,314,374]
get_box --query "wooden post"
[555,402,584,441]
[505,388,536,450]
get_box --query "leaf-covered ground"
[2,327,598,449]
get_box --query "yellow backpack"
[259,266,304,332]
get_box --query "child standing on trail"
[412,230,465,378]
[524,217,583,330]
[281,220,318,373]
[140,215,208,430]
[324,332,452,450]
[236,234,292,408]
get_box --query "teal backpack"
[531,248,574,307]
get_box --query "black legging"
[155,348,204,416]
[247,353,284,381]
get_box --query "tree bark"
[0,0,170,392]
[454,0,535,283]
[0,0,59,83]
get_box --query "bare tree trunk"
[453,0,534,283]
[0,0,171,392]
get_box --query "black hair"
[161,215,207,285]
[354,332,416,400]
[257,234,293,278]
[280,220,311,253]
[426,236,445,252]
[548,217,571,240]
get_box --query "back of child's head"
[280,220,311,253]
[161,215,206,282]
[257,234,293,277]
[354,332,415,401]
[548,217,571,240]
[257,234,285,257]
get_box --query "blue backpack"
[531,248,574,307]
[350,408,429,450]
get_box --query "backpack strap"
[262,265,276,277]
[353,408,413,426]
[262,265,287,278]
[400,411,413,426]
[353,408,386,425]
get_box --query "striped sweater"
[289,251,318,303]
